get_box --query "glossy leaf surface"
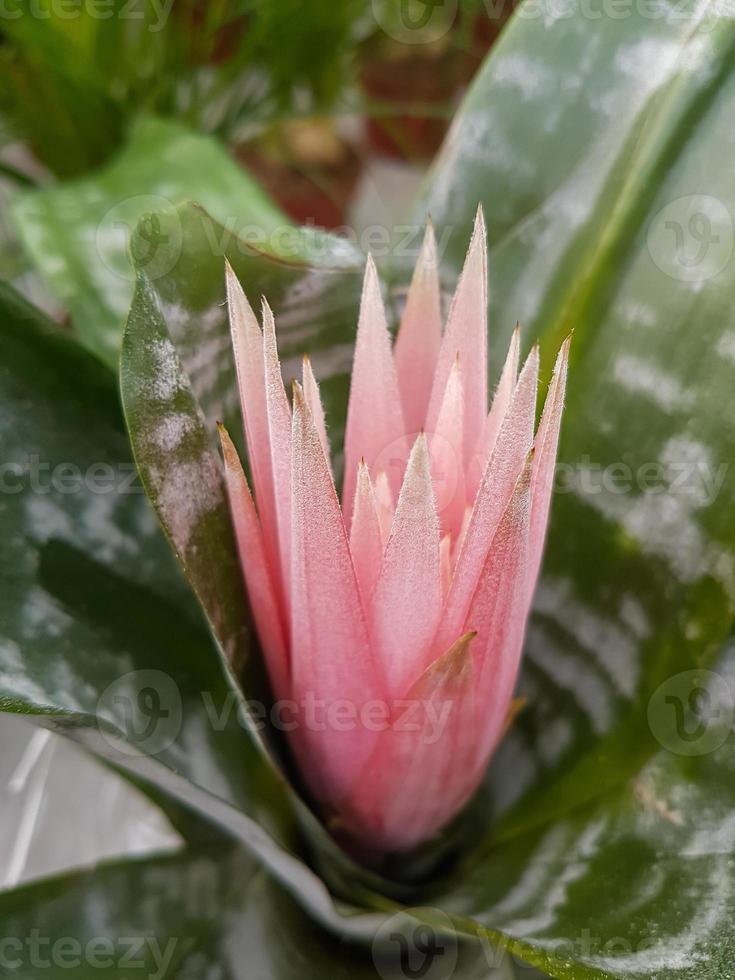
[0,845,507,980]
[11,116,287,367]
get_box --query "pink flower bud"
[220,209,569,855]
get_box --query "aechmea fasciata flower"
[219,208,569,855]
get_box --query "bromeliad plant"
[4,2,735,978]
[218,213,569,855]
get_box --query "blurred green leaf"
[11,116,287,367]
[442,681,735,979]
[0,844,508,980]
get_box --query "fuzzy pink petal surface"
[430,355,465,539]
[302,355,331,469]
[290,383,382,803]
[468,323,520,501]
[226,264,284,615]
[262,301,292,598]
[435,345,538,652]
[371,434,442,699]
[426,207,488,466]
[341,632,476,853]
[529,336,571,595]
[373,470,395,543]
[350,462,385,605]
[218,424,289,699]
[464,455,532,771]
[343,257,407,523]
[394,222,443,432]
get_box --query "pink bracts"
[219,209,569,854]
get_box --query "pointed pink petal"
[262,300,292,598]
[529,336,570,595]
[373,470,394,544]
[467,323,520,502]
[340,633,477,853]
[429,355,465,539]
[435,345,538,652]
[343,257,407,523]
[426,207,488,467]
[290,383,382,804]
[218,424,289,699]
[465,455,532,770]
[226,264,284,612]
[302,354,331,471]
[453,504,472,568]
[371,434,442,699]
[350,462,384,604]
[440,533,453,597]
[394,222,442,432]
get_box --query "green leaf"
[0,280,277,816]
[441,672,735,979]
[11,116,287,368]
[0,847,359,980]
[0,844,508,980]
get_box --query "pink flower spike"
[343,256,406,523]
[430,354,465,539]
[341,631,476,853]
[426,206,488,467]
[350,461,385,605]
[262,300,293,598]
[435,343,538,653]
[220,229,569,857]
[225,263,284,617]
[302,354,331,471]
[371,433,442,699]
[290,381,382,804]
[373,470,395,544]
[528,335,571,595]
[467,322,521,501]
[465,453,532,770]
[217,423,289,699]
[394,221,442,432]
